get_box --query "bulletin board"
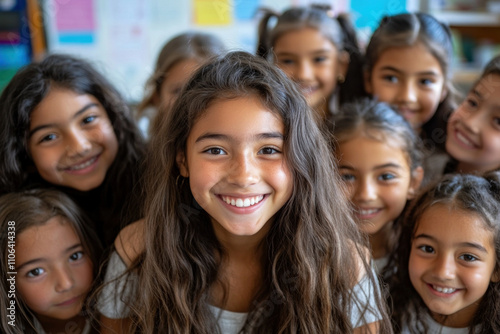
[41,0,349,103]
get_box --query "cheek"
[17,281,49,311]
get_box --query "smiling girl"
[445,55,500,174]
[0,54,146,247]
[385,172,500,333]
[257,5,364,122]
[95,51,391,333]
[0,189,102,334]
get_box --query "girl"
[257,5,364,122]
[445,55,500,174]
[136,32,226,138]
[0,189,102,334]
[364,12,459,155]
[0,54,146,247]
[97,51,391,333]
[386,172,500,333]
[331,98,424,273]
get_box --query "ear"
[491,268,500,283]
[363,70,372,94]
[440,85,448,103]
[407,166,424,200]
[176,151,189,177]
[338,50,350,78]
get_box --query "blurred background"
[1,0,499,102]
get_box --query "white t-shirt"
[99,251,383,333]
[402,311,471,334]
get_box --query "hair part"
[0,189,102,334]
[386,171,500,333]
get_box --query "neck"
[369,222,393,259]
[37,314,86,334]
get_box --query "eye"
[418,245,434,253]
[378,173,396,181]
[69,251,84,262]
[493,117,500,129]
[278,58,294,65]
[313,56,327,63]
[82,115,96,124]
[39,133,57,143]
[259,147,280,155]
[420,78,433,85]
[340,173,355,182]
[26,267,45,278]
[465,97,478,109]
[459,254,478,262]
[204,147,226,155]
[383,75,398,83]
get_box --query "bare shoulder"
[346,239,372,283]
[114,218,145,267]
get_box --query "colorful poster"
[194,0,232,25]
[54,0,95,44]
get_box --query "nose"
[432,254,456,280]
[54,266,74,293]
[66,129,91,157]
[296,60,314,82]
[354,177,377,202]
[399,80,418,103]
[226,151,259,187]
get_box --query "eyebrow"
[16,243,83,271]
[379,66,440,76]
[29,103,99,138]
[414,234,488,253]
[339,163,403,170]
[471,89,483,100]
[195,132,284,144]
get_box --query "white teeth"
[456,131,475,148]
[67,157,96,171]
[359,209,379,215]
[222,195,264,208]
[433,285,456,294]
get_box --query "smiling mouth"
[64,155,99,171]
[454,129,478,149]
[431,284,458,294]
[221,195,265,208]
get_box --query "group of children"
[1,4,500,334]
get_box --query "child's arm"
[99,219,145,333]
[351,244,386,334]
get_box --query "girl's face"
[156,58,201,111]
[409,204,498,327]
[446,74,500,174]
[16,216,93,321]
[274,27,348,116]
[177,95,293,242]
[365,42,447,129]
[338,133,422,236]
[28,88,118,191]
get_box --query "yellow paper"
[194,0,232,25]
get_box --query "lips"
[221,195,264,208]
[356,207,381,219]
[61,154,100,173]
[55,294,82,307]
[452,128,479,149]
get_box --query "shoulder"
[114,218,145,267]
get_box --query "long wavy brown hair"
[128,51,391,333]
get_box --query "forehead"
[16,216,81,260]
[373,42,443,73]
